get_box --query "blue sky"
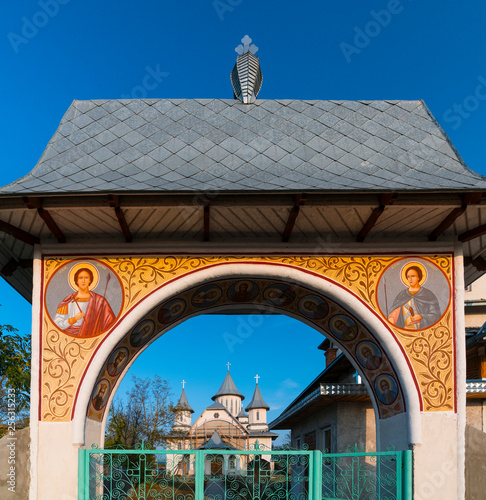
[1,0,486,430]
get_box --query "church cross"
[182,380,186,389]
[255,374,260,384]
[226,362,231,372]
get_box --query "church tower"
[245,375,270,432]
[212,364,245,417]
[172,382,194,433]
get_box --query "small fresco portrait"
[158,298,186,324]
[191,284,222,308]
[130,319,156,347]
[45,260,123,338]
[91,379,110,411]
[328,315,358,342]
[375,374,398,405]
[107,347,129,377]
[377,258,450,331]
[298,294,329,320]
[263,283,296,307]
[227,280,259,303]
[356,342,382,371]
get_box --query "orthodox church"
[169,369,277,453]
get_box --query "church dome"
[212,371,245,401]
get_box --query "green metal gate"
[78,444,412,500]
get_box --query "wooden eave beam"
[203,198,210,242]
[23,197,66,243]
[0,219,39,245]
[282,194,307,243]
[107,195,132,243]
[1,258,32,277]
[428,192,483,241]
[356,193,395,242]
[459,224,486,243]
[464,256,486,272]
[2,192,485,210]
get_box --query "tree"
[0,324,31,437]
[105,375,174,448]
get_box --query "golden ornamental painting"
[39,253,455,422]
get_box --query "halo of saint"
[54,262,117,338]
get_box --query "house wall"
[465,424,486,500]
[290,401,376,453]
[466,400,485,432]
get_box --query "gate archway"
[72,261,422,451]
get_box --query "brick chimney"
[325,348,338,367]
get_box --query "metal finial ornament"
[231,35,263,104]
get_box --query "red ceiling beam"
[0,219,40,245]
[356,193,395,242]
[108,195,132,243]
[24,197,66,243]
[428,192,482,241]
[203,198,210,242]
[282,194,307,243]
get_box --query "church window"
[231,399,233,413]
[256,410,260,421]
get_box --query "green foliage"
[105,375,174,449]
[0,323,31,437]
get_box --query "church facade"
[167,370,277,475]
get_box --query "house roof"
[2,98,484,195]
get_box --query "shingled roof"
[2,98,485,195]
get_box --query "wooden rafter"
[0,219,39,245]
[24,197,66,243]
[459,224,486,243]
[356,193,395,242]
[428,192,482,241]
[464,256,486,272]
[1,258,32,277]
[107,195,132,242]
[282,194,307,242]
[203,198,210,242]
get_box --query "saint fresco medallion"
[158,298,186,324]
[328,314,358,341]
[377,258,450,330]
[356,341,382,371]
[191,284,222,308]
[130,319,156,347]
[263,283,296,307]
[45,260,123,338]
[91,379,110,411]
[298,294,329,319]
[107,347,129,377]
[374,374,398,405]
[227,280,259,302]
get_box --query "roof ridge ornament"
[231,35,263,104]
